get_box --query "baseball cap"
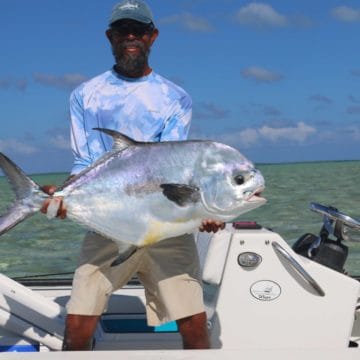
[109,0,154,26]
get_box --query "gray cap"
[109,0,154,26]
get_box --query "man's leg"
[63,233,116,351]
[64,232,142,351]
[139,234,208,349]
[62,314,100,351]
[177,311,210,349]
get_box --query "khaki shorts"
[66,232,204,326]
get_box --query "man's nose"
[124,32,137,40]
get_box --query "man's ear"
[105,29,113,42]
[149,28,159,46]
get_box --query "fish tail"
[0,152,45,236]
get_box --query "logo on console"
[250,280,281,301]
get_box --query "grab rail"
[272,241,325,297]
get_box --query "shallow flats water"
[0,160,359,277]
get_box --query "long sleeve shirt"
[69,68,192,175]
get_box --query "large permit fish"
[0,129,266,262]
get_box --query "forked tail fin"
[0,153,45,236]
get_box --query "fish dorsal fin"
[93,128,139,151]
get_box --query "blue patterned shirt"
[69,68,192,174]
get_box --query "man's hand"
[40,185,67,219]
[199,219,225,233]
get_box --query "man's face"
[106,19,158,78]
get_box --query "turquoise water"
[0,161,360,277]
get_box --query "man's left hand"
[199,219,225,233]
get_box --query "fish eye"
[234,174,245,185]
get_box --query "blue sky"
[0,0,359,174]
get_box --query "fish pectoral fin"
[110,244,137,267]
[160,183,200,207]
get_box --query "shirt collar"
[110,66,153,82]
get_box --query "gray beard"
[112,40,150,78]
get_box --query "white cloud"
[34,72,88,90]
[235,2,288,28]
[0,139,38,155]
[238,128,260,147]
[258,122,316,143]
[241,66,283,83]
[209,122,316,149]
[160,13,213,32]
[331,6,360,22]
[217,128,259,148]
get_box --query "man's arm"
[69,90,93,175]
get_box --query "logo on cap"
[118,3,139,11]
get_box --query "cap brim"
[110,12,153,25]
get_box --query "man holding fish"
[42,0,224,351]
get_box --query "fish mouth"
[246,188,266,203]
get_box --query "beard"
[112,40,150,78]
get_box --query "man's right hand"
[40,185,67,219]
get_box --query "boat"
[1,202,359,359]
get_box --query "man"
[42,0,224,351]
